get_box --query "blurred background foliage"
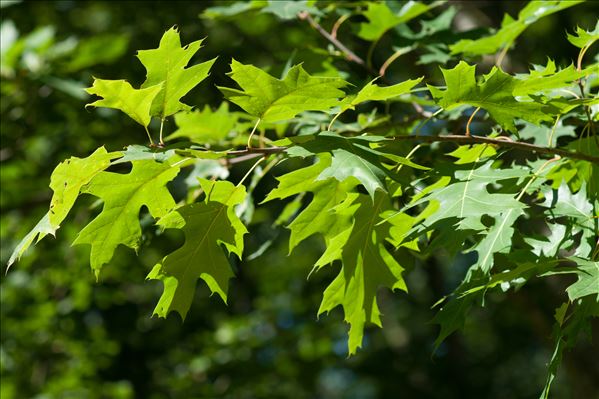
[1,1,598,398]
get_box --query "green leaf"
[339,77,423,114]
[450,0,583,56]
[287,179,356,253]
[73,160,180,277]
[262,0,320,20]
[49,147,121,229]
[289,132,401,199]
[316,192,407,354]
[166,103,238,144]
[397,6,457,40]
[469,206,525,274]
[137,27,217,119]
[357,1,444,42]
[112,145,177,165]
[218,59,347,122]
[85,79,162,129]
[428,61,556,131]
[263,155,358,253]
[7,213,55,269]
[148,179,247,319]
[541,298,598,398]
[566,257,599,302]
[201,0,266,19]
[65,33,129,72]
[263,155,331,202]
[525,223,570,257]
[432,294,477,351]
[542,183,596,257]
[411,161,529,231]
[459,260,557,297]
[8,147,123,268]
[518,118,576,147]
[512,60,587,97]
[543,181,594,220]
[447,144,497,164]
[417,43,452,65]
[567,21,599,49]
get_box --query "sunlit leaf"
[218,59,347,122]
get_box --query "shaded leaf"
[148,180,247,319]
[566,257,599,302]
[340,77,423,114]
[167,103,238,144]
[450,1,582,56]
[262,0,320,20]
[316,192,407,354]
[469,206,526,274]
[410,161,529,231]
[432,294,477,351]
[357,1,444,42]
[289,132,405,198]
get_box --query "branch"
[224,146,287,165]
[224,137,599,165]
[391,134,599,164]
[298,11,368,68]
[227,146,287,156]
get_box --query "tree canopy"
[1,1,598,398]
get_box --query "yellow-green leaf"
[85,79,162,128]
[137,27,217,119]
[218,59,347,122]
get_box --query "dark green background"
[1,1,597,398]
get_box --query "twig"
[390,134,599,164]
[159,118,165,145]
[298,11,367,68]
[465,107,481,136]
[224,153,263,165]
[227,146,287,156]
[247,118,261,149]
[379,46,415,77]
[298,11,429,119]
[222,136,599,165]
[237,156,265,187]
[331,13,351,39]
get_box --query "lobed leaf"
[73,159,180,277]
[357,1,444,42]
[49,146,121,229]
[85,79,162,129]
[567,21,599,49]
[148,179,247,319]
[166,103,238,144]
[316,192,407,354]
[218,59,347,122]
[450,0,583,56]
[428,61,560,131]
[137,26,217,119]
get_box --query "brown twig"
[331,13,351,39]
[390,134,599,164]
[227,146,287,156]
[297,11,433,120]
[465,107,481,136]
[223,136,599,165]
[298,11,369,69]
